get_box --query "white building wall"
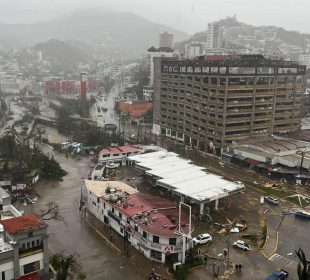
[86,189,184,263]
[148,51,175,86]
[0,261,14,280]
[19,252,44,276]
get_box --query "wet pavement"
[10,123,309,279]
[23,143,169,280]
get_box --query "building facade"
[184,42,204,59]
[0,214,49,280]
[154,55,305,154]
[159,32,174,49]
[147,47,176,86]
[84,181,189,263]
[206,23,223,50]
[298,53,310,69]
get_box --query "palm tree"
[296,248,310,280]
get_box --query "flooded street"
[26,143,156,280]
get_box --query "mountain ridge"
[0,10,189,59]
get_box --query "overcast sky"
[0,0,309,34]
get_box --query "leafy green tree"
[41,156,67,181]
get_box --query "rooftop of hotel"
[85,180,138,198]
[85,180,189,237]
[161,54,305,68]
[128,151,244,203]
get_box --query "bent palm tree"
[296,248,310,280]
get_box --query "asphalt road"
[27,144,158,280]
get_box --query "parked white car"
[191,233,212,245]
[233,240,250,251]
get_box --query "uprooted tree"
[39,202,65,223]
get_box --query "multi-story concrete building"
[84,180,190,263]
[184,42,204,59]
[298,53,310,69]
[153,55,306,154]
[159,32,174,49]
[206,22,223,50]
[0,214,49,280]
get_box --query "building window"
[169,238,176,245]
[153,235,159,243]
[36,240,40,246]
[103,202,106,209]
[143,231,147,239]
[32,241,35,247]
[150,250,162,261]
[120,227,124,234]
[119,212,122,219]
[28,232,33,238]
[104,215,109,224]
[134,225,138,232]
[112,207,115,214]
[23,261,40,274]
[27,242,30,249]
[22,243,26,250]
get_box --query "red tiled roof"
[101,145,142,155]
[18,272,40,280]
[0,213,47,234]
[103,193,190,237]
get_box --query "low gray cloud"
[0,0,309,34]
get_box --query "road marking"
[269,253,297,268]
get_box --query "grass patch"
[241,233,259,245]
[259,224,268,249]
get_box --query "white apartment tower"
[206,22,223,49]
[159,31,174,49]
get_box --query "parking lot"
[113,165,309,279]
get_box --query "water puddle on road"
[44,126,68,143]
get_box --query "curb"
[266,231,279,259]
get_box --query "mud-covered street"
[23,143,160,280]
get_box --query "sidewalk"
[83,212,173,279]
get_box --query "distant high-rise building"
[159,31,174,49]
[147,46,176,86]
[206,22,223,49]
[184,42,204,58]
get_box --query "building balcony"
[19,246,44,258]
[254,100,274,105]
[227,84,255,89]
[226,100,253,106]
[253,122,272,127]
[225,116,253,122]
[226,108,253,114]
[225,124,252,130]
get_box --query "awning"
[245,158,260,165]
[18,272,40,280]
